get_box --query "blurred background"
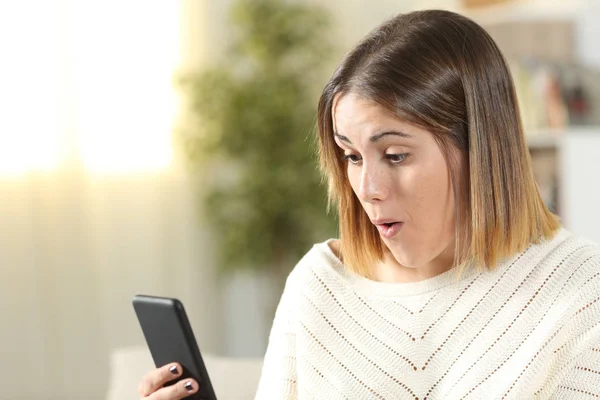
[2,0,600,399]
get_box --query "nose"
[357,163,388,203]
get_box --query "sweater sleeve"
[547,253,600,399]
[254,274,298,400]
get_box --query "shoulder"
[281,238,352,300]
[526,230,600,396]
[528,228,600,296]
[561,231,600,308]
[548,228,600,281]
[527,228,600,276]
[287,239,345,283]
[543,229,600,336]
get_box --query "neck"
[372,244,456,284]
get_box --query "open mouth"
[375,221,403,239]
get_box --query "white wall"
[575,0,600,68]
[560,130,600,245]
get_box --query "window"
[0,1,180,176]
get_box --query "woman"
[138,10,600,400]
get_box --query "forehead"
[332,92,426,142]
[332,93,390,130]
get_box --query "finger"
[138,363,183,397]
[147,379,198,400]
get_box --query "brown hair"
[317,10,560,278]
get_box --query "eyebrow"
[333,130,413,145]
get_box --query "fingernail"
[169,365,179,375]
[185,381,194,392]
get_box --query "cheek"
[409,157,453,221]
[347,167,361,194]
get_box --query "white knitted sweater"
[254,229,600,399]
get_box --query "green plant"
[179,0,337,283]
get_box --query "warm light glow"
[0,2,64,175]
[0,1,180,176]
[76,1,179,174]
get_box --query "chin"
[387,245,423,269]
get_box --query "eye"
[341,154,361,165]
[386,153,408,165]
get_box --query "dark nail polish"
[185,381,194,392]
[169,365,179,375]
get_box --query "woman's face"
[332,92,458,270]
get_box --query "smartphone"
[132,294,218,400]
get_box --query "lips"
[372,219,403,239]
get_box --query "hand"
[138,362,199,399]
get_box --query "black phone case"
[132,294,218,400]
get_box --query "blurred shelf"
[526,130,561,149]
[525,126,600,150]
[457,0,584,26]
